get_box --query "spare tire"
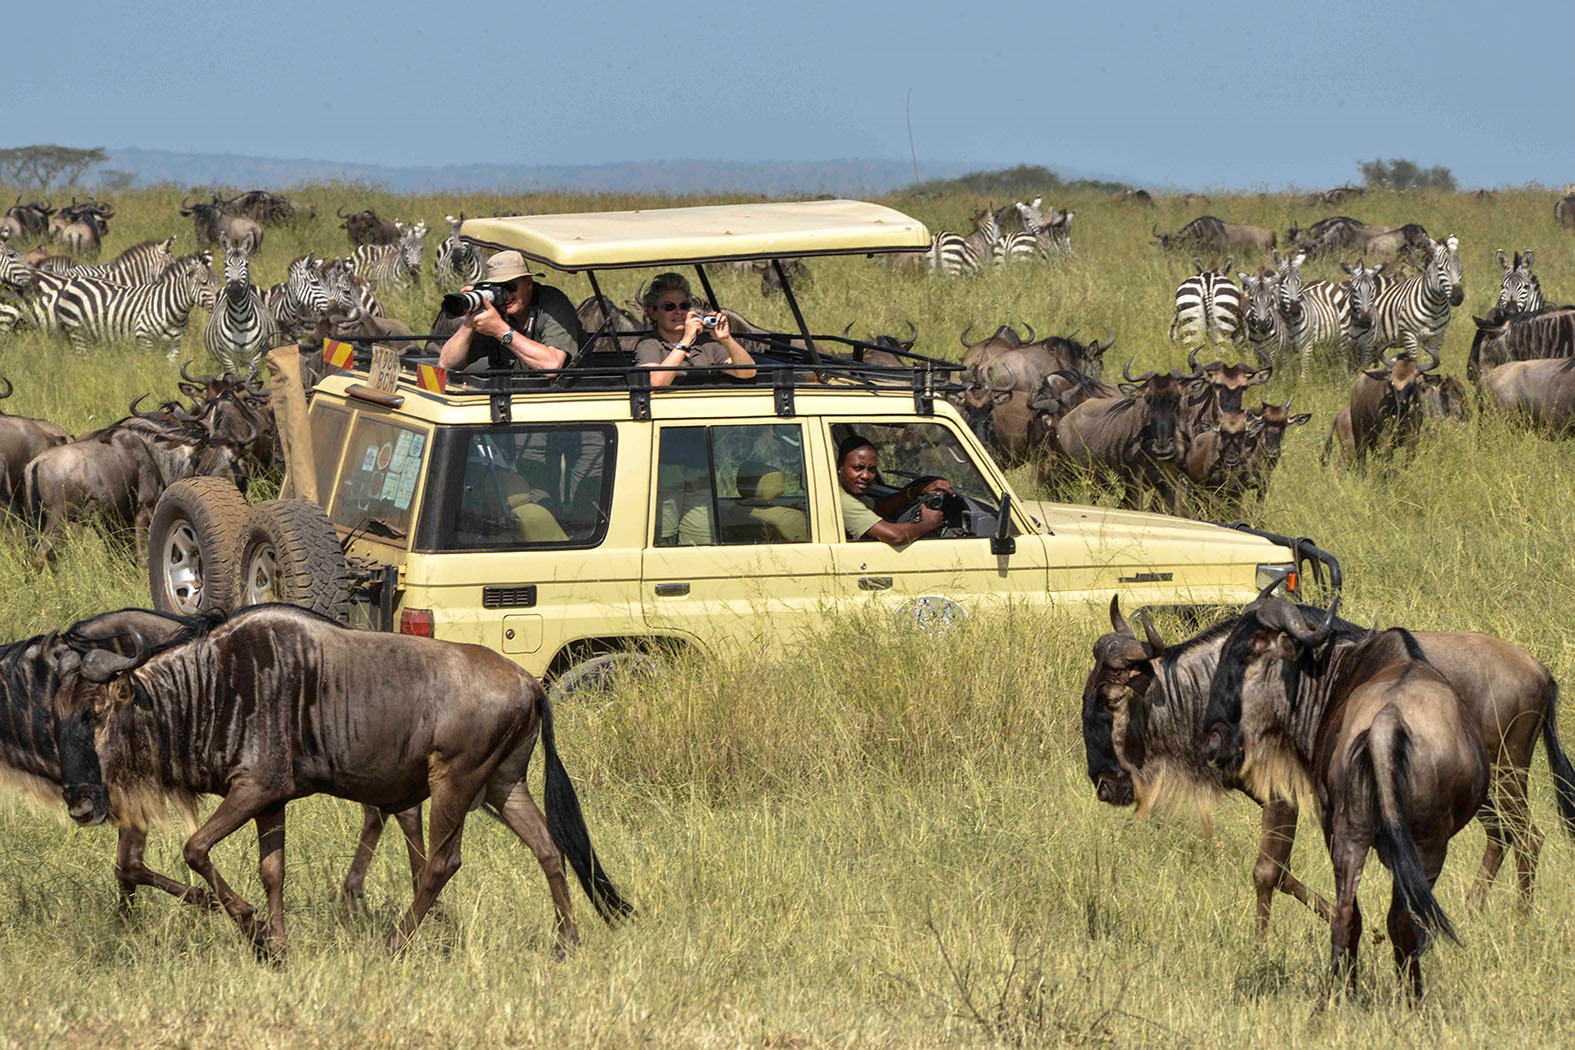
[148,477,250,614]
[547,651,659,706]
[234,499,349,621]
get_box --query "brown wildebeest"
[1467,305,1575,382]
[1323,349,1441,464]
[1183,410,1256,512]
[1480,357,1575,433]
[0,376,71,513]
[1182,345,1272,429]
[1201,596,1494,998]
[1554,193,1575,228]
[1241,398,1310,502]
[838,321,918,367]
[309,302,418,352]
[576,295,646,355]
[1082,594,1573,940]
[1154,216,1275,254]
[962,324,1113,391]
[54,604,633,959]
[1054,361,1203,513]
[337,205,400,247]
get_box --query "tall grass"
[2,183,1575,1047]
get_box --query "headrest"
[736,461,785,503]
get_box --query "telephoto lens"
[441,282,510,315]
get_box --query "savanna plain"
[1,183,1573,1049]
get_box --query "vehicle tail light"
[399,608,434,637]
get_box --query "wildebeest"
[1303,184,1364,206]
[1201,596,1491,997]
[1555,193,1575,228]
[1182,345,1273,429]
[961,324,1113,391]
[1495,249,1543,314]
[1054,361,1203,513]
[179,197,263,254]
[1480,357,1575,433]
[1182,409,1257,511]
[54,203,111,257]
[1242,398,1310,501]
[837,321,918,367]
[1323,349,1443,464]
[1154,216,1275,254]
[309,303,418,352]
[753,257,811,296]
[221,190,309,226]
[0,376,71,513]
[1284,217,1428,262]
[576,295,646,355]
[1111,188,1155,206]
[1082,595,1575,939]
[2,198,54,242]
[1468,305,1575,382]
[53,603,633,958]
[337,205,400,247]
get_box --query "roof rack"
[315,332,967,422]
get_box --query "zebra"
[54,253,219,355]
[349,220,426,291]
[1370,234,1464,358]
[433,214,485,287]
[1169,257,1243,345]
[0,242,79,333]
[1239,270,1292,361]
[265,254,331,339]
[320,255,384,318]
[1496,249,1543,314]
[992,229,1040,266]
[48,238,178,284]
[1341,259,1388,366]
[204,234,279,376]
[1273,250,1351,378]
[1015,198,1074,259]
[927,207,998,275]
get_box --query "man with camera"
[836,435,948,546]
[435,250,583,373]
[635,272,757,387]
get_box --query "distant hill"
[81,148,1144,197]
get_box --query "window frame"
[649,421,815,549]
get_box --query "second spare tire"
[234,499,350,621]
[148,477,250,615]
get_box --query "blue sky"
[7,0,1564,189]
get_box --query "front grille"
[483,585,537,608]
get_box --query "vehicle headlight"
[1255,563,1298,595]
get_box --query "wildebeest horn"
[960,324,977,346]
[1136,609,1167,656]
[1419,346,1439,373]
[1187,347,1201,372]
[1108,594,1133,636]
[1020,323,1036,343]
[178,360,206,386]
[1283,594,1341,650]
[129,393,161,419]
[1092,329,1116,353]
[78,644,148,683]
[0,375,11,401]
[1121,358,1155,384]
[1152,223,1161,238]
[904,319,918,343]
[336,204,350,219]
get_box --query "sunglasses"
[657,299,693,312]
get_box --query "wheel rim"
[161,521,204,614]
[243,543,280,605]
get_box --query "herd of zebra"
[920,198,1075,275]
[0,194,492,375]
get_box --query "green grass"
[3,183,1575,1047]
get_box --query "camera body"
[441,282,513,316]
[697,313,721,330]
[920,490,946,511]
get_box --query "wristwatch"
[500,330,515,346]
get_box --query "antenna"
[906,88,919,182]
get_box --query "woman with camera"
[634,273,757,387]
[436,250,582,373]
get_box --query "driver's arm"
[874,477,952,519]
[863,509,944,546]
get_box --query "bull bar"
[1214,522,1343,595]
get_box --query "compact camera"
[441,282,513,315]
[697,313,722,329]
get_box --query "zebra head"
[0,240,37,292]
[1495,248,1538,313]
[1271,250,1307,321]
[396,221,427,277]
[1341,259,1386,329]
[287,253,331,314]
[218,233,251,286]
[176,251,222,310]
[971,206,1000,243]
[1239,271,1280,339]
[320,257,360,310]
[1426,235,1464,307]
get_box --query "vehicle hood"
[1019,499,1293,564]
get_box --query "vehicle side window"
[829,421,996,505]
[328,416,427,541]
[306,403,351,501]
[430,425,615,551]
[654,424,810,547]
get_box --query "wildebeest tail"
[539,692,635,923]
[1539,678,1575,835]
[1356,722,1459,949]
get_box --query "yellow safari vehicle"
[146,199,1323,695]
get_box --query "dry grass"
[1,182,1575,1047]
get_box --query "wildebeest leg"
[1386,885,1423,1001]
[339,806,387,906]
[182,785,277,947]
[394,806,426,896]
[389,779,481,953]
[1496,767,1541,909]
[1328,833,1366,996]
[255,804,287,961]
[1468,793,1510,911]
[486,778,578,956]
[115,826,216,914]
[1252,800,1331,940]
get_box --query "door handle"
[859,576,893,591]
[654,582,690,597]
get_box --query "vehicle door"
[641,421,834,649]
[818,418,1052,622]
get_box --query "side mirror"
[991,492,1016,556]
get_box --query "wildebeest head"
[1081,596,1167,806]
[1364,349,1438,437]
[1425,235,1464,307]
[1252,398,1311,466]
[951,370,1016,446]
[1495,248,1538,312]
[1120,361,1201,462]
[1201,590,1340,773]
[1187,345,1272,419]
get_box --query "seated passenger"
[434,250,584,373]
[836,435,950,546]
[634,273,757,388]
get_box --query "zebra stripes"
[0,244,75,333]
[320,256,384,318]
[434,215,485,287]
[1170,258,1243,345]
[55,253,218,355]
[1371,235,1463,357]
[1497,249,1543,314]
[266,254,331,339]
[48,238,177,284]
[992,230,1040,266]
[1015,198,1074,260]
[204,236,279,376]
[928,208,998,275]
[349,220,426,291]
[1239,270,1292,361]
[1341,260,1387,366]
[1273,251,1351,378]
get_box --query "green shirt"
[839,488,882,541]
[427,281,584,372]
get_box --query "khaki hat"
[484,250,547,283]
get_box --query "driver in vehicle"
[836,435,949,545]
